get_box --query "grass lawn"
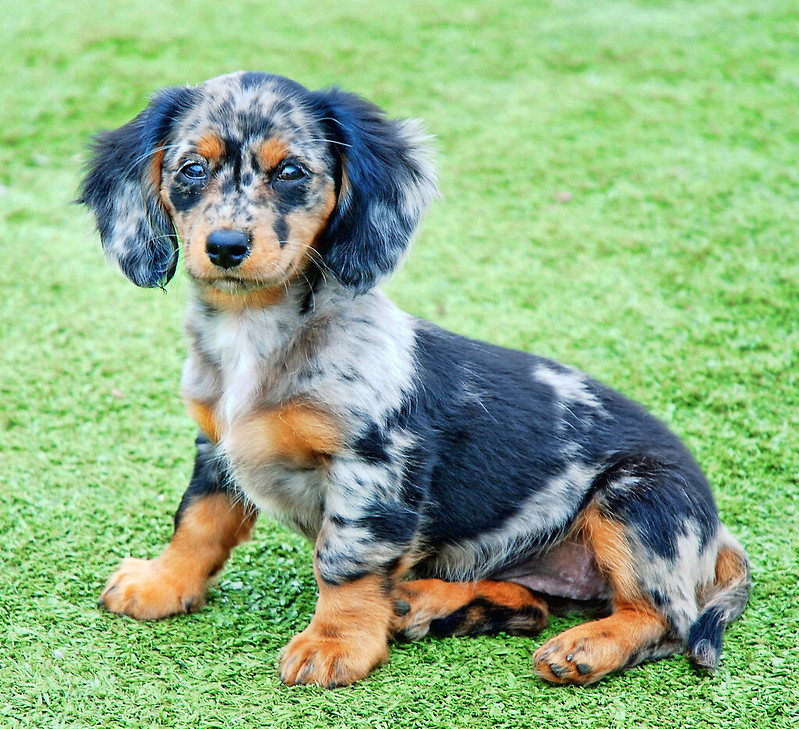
[1,0,798,726]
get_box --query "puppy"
[80,71,749,688]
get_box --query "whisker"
[315,116,347,129]
[304,138,353,148]
[123,144,182,177]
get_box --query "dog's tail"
[686,528,750,670]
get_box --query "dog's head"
[79,71,437,294]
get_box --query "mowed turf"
[1,1,798,727]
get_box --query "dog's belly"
[488,536,612,602]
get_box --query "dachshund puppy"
[80,71,749,688]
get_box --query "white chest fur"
[208,312,264,432]
[180,287,418,538]
[181,299,327,534]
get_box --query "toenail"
[394,600,411,616]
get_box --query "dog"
[79,71,749,688]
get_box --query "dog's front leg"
[279,552,394,688]
[280,459,417,688]
[100,436,256,619]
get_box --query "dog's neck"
[187,275,351,349]
[181,276,372,409]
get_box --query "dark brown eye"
[180,161,207,181]
[275,163,306,182]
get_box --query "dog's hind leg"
[391,579,549,640]
[534,459,728,684]
[533,502,674,684]
[100,435,256,619]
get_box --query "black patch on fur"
[686,605,724,669]
[598,456,718,560]
[649,589,670,608]
[400,320,722,578]
[352,421,392,465]
[168,179,204,213]
[173,436,234,529]
[239,71,270,90]
[403,322,571,546]
[217,136,243,193]
[357,499,418,545]
[306,87,435,292]
[328,512,353,528]
[273,177,312,211]
[273,215,289,247]
[315,547,369,586]
[428,598,545,638]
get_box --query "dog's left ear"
[78,86,197,288]
[310,89,438,292]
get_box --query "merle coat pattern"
[80,71,749,688]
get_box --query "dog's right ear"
[78,86,197,288]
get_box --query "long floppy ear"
[78,86,197,288]
[309,89,438,292]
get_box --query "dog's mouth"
[193,268,297,296]
[205,275,271,293]
[183,236,315,296]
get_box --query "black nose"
[206,229,251,270]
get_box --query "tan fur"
[195,133,225,164]
[185,398,221,443]
[285,193,337,252]
[82,72,747,689]
[696,541,750,607]
[257,137,288,170]
[534,604,666,685]
[238,189,336,280]
[166,182,336,293]
[715,544,748,587]
[280,562,393,687]
[578,504,639,601]
[392,578,549,638]
[534,505,667,684]
[147,149,165,193]
[100,495,256,620]
[156,124,339,296]
[227,403,342,467]
[196,285,286,311]
[338,156,351,204]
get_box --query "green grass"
[2,0,798,726]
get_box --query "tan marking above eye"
[195,134,225,164]
[258,137,289,170]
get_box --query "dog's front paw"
[100,557,206,620]
[279,621,389,688]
